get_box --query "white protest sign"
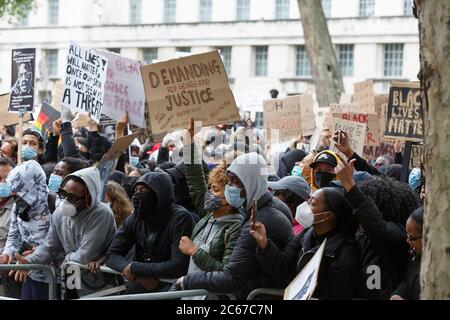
[331,118,367,156]
[243,91,268,113]
[95,50,146,128]
[62,41,108,123]
[284,239,327,300]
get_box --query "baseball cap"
[268,176,311,201]
[310,151,338,169]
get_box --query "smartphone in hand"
[250,199,257,230]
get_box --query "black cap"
[310,151,338,169]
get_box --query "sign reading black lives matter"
[8,48,36,113]
[385,82,423,142]
[62,41,108,123]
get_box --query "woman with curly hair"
[105,181,133,228]
[335,157,421,300]
[178,119,243,278]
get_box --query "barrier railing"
[246,288,284,300]
[0,264,57,300]
[80,289,211,300]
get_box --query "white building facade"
[0,0,419,116]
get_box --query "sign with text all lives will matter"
[141,50,240,134]
[62,42,108,123]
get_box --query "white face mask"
[295,202,314,228]
[57,199,78,217]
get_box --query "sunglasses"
[58,189,85,205]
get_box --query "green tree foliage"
[0,0,34,19]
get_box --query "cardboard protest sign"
[99,131,140,163]
[0,94,32,127]
[100,114,117,142]
[34,103,61,141]
[141,50,240,134]
[52,80,63,112]
[96,50,146,128]
[62,42,108,123]
[71,113,90,129]
[284,239,326,300]
[354,80,375,113]
[9,48,36,113]
[339,93,353,104]
[329,103,357,114]
[363,138,396,161]
[333,112,380,146]
[410,144,424,169]
[263,94,315,144]
[331,118,367,156]
[374,94,389,140]
[385,82,423,142]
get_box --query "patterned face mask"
[203,190,225,213]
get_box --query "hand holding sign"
[332,130,354,160]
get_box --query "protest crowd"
[0,45,425,301]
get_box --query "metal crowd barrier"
[246,288,284,300]
[0,264,57,300]
[80,289,211,300]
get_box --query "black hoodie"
[106,172,194,279]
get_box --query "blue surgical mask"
[130,156,140,167]
[224,185,245,209]
[291,166,304,177]
[48,174,63,193]
[22,147,38,161]
[0,183,12,198]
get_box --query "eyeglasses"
[58,189,84,205]
[407,234,422,242]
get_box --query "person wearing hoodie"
[14,167,117,299]
[106,172,194,294]
[391,206,423,300]
[309,150,341,191]
[0,160,51,300]
[173,152,292,299]
[276,149,307,179]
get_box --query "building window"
[296,45,312,77]
[217,47,232,75]
[275,0,290,19]
[236,0,250,21]
[321,0,332,18]
[143,48,158,64]
[48,0,59,25]
[176,47,191,53]
[337,44,354,77]
[199,0,213,22]
[254,46,268,77]
[164,0,177,23]
[45,50,58,77]
[130,0,142,24]
[403,0,413,16]
[18,14,29,27]
[359,0,375,17]
[107,48,121,54]
[384,44,404,77]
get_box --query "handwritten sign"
[0,94,32,127]
[62,41,108,123]
[410,144,424,169]
[96,50,146,128]
[333,112,380,147]
[263,95,315,143]
[331,118,367,156]
[140,50,240,134]
[354,80,375,113]
[385,82,423,142]
[363,138,396,161]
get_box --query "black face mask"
[133,191,159,226]
[314,172,336,189]
[14,196,31,222]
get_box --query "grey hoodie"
[227,152,268,210]
[27,167,117,292]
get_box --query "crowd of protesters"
[0,106,424,300]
